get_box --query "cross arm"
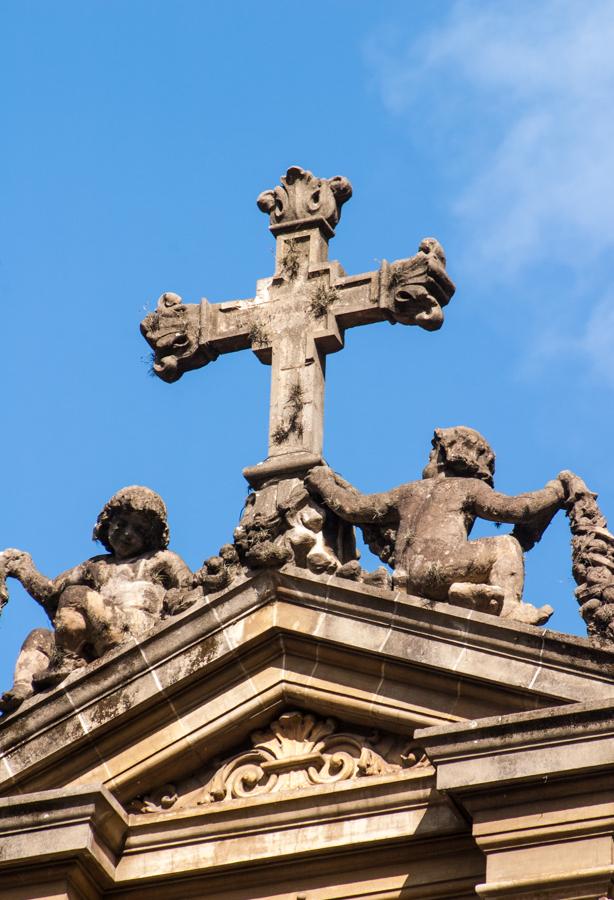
[140,288,272,383]
[324,238,455,337]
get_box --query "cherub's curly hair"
[93,486,169,553]
[430,426,495,486]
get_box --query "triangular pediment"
[1,566,613,807]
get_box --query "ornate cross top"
[141,165,455,484]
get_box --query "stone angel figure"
[0,486,202,713]
[306,426,567,626]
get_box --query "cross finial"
[256,166,353,276]
[257,166,352,236]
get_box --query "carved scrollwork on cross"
[129,710,429,814]
[140,292,218,384]
[381,238,455,333]
[257,166,353,232]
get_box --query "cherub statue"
[306,426,567,625]
[0,486,199,713]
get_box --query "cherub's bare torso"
[306,449,564,623]
[58,550,188,624]
[391,478,478,560]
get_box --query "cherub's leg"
[486,534,524,605]
[408,536,531,618]
[0,628,54,713]
[34,586,94,688]
[83,591,124,656]
[407,540,494,603]
[464,535,552,625]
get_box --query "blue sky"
[2,0,614,691]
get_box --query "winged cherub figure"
[0,486,199,713]
[306,427,567,625]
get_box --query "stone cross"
[141,166,455,485]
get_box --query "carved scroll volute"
[382,238,456,332]
[128,711,430,814]
[257,166,353,231]
[140,292,217,383]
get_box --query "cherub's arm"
[152,551,194,589]
[153,551,202,616]
[0,549,59,621]
[305,466,396,524]
[471,477,565,549]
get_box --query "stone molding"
[1,573,613,896]
[415,696,614,793]
[0,784,126,894]
[0,777,485,897]
[2,568,614,803]
[417,701,614,898]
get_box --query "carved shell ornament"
[129,710,429,814]
[257,166,353,231]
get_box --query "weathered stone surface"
[193,542,242,597]
[0,784,126,877]
[256,165,352,231]
[306,426,566,626]
[2,567,614,803]
[0,777,483,899]
[233,478,358,575]
[0,486,201,713]
[1,569,613,896]
[416,699,614,898]
[140,165,455,471]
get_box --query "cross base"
[243,451,323,490]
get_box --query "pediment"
[1,566,614,807]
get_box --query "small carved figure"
[306,427,566,625]
[194,543,243,597]
[233,482,358,575]
[0,486,199,713]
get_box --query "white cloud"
[576,292,614,387]
[522,288,614,388]
[365,0,614,274]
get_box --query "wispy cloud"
[365,0,614,274]
[527,289,614,389]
